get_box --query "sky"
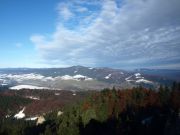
[0,0,180,69]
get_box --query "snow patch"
[44,76,54,81]
[36,116,45,125]
[26,96,40,100]
[74,70,78,73]
[55,93,60,96]
[14,107,25,119]
[85,78,93,81]
[5,114,11,118]
[60,75,73,80]
[57,111,63,116]
[1,83,8,86]
[136,79,153,84]
[73,74,86,79]
[125,75,133,81]
[134,73,144,79]
[0,73,51,82]
[10,85,47,90]
[136,76,144,79]
[60,74,93,81]
[105,74,111,79]
[25,117,38,121]
[134,73,141,77]
[6,73,44,81]
[0,73,93,82]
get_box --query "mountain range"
[0,66,179,91]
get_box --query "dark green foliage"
[82,108,96,125]
[158,85,170,105]
[172,81,180,91]
[43,125,52,135]
[0,95,32,117]
[0,119,35,135]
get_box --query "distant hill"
[0,66,178,90]
[135,68,180,81]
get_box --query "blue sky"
[0,0,180,69]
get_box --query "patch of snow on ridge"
[134,73,141,77]
[10,85,47,90]
[1,83,8,86]
[136,79,153,84]
[105,74,111,79]
[136,76,144,79]
[125,75,133,81]
[6,73,44,81]
[85,78,93,81]
[134,73,144,79]
[14,107,25,119]
[73,74,93,80]
[73,74,86,79]
[44,76,54,81]
[60,74,93,81]
[0,73,52,82]
[120,72,124,75]
[74,70,78,73]
[0,73,93,83]
[60,75,73,80]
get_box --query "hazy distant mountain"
[135,68,180,81]
[0,66,177,90]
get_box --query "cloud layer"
[31,0,180,69]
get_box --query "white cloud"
[31,0,180,69]
[56,3,74,21]
[76,6,88,12]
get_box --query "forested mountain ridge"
[0,82,179,135]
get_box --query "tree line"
[0,82,179,135]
